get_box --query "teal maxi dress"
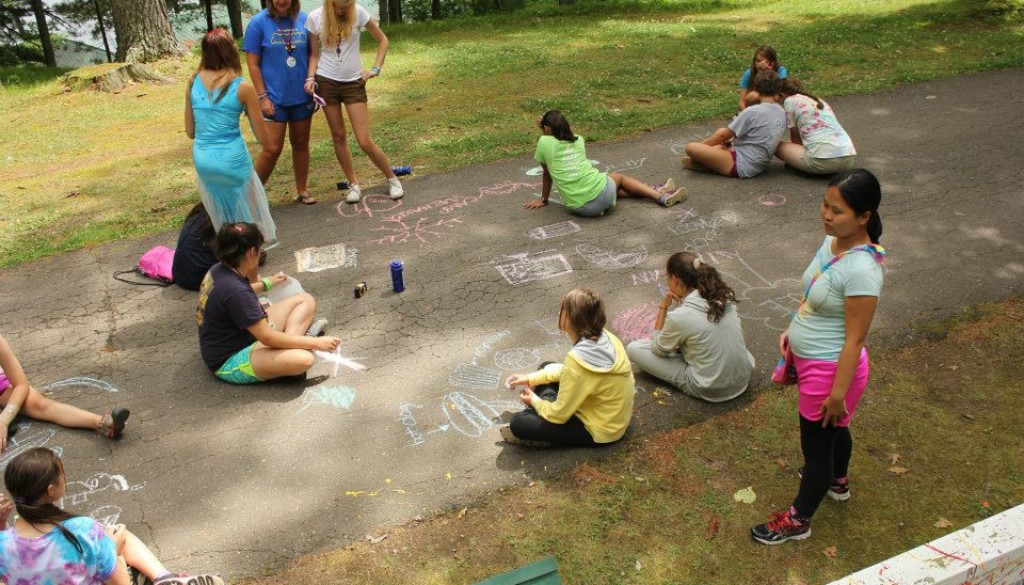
[190,76,277,246]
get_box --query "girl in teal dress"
[185,28,278,247]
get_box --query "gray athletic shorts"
[572,176,617,218]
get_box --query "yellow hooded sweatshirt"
[526,329,636,443]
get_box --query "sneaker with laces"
[388,177,404,200]
[682,156,711,173]
[655,177,676,194]
[751,509,811,545]
[153,575,225,585]
[345,184,362,204]
[499,425,551,447]
[661,188,688,207]
[305,317,328,337]
[98,408,130,440]
[797,467,851,501]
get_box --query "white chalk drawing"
[335,193,402,219]
[666,208,741,252]
[43,377,118,393]
[345,247,358,268]
[298,385,357,413]
[526,220,581,241]
[61,472,144,507]
[88,505,124,527]
[702,250,803,331]
[493,347,543,371]
[604,157,646,175]
[758,193,787,206]
[526,161,598,176]
[397,403,426,446]
[0,423,59,469]
[494,251,573,286]
[315,347,367,377]
[471,330,511,366]
[534,318,564,337]
[656,134,709,155]
[442,392,520,438]
[631,268,662,287]
[576,243,648,270]
[448,363,502,390]
[294,243,348,273]
[611,303,659,344]
[669,216,724,236]
[369,216,465,246]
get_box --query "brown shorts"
[315,75,368,105]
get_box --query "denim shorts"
[215,343,263,384]
[265,100,317,123]
[572,176,617,218]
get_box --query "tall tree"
[92,0,111,62]
[29,0,54,66]
[226,0,242,38]
[110,0,181,62]
[203,0,213,31]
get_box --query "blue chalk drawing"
[298,386,357,413]
[44,377,118,393]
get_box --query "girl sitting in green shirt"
[526,110,686,217]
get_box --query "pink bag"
[113,245,175,286]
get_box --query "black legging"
[792,414,853,518]
[508,380,601,448]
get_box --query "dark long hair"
[4,448,83,555]
[559,287,606,342]
[212,222,265,268]
[666,252,738,323]
[186,202,216,245]
[744,45,781,90]
[540,110,578,143]
[198,28,241,104]
[752,70,782,98]
[829,169,883,244]
[781,78,824,110]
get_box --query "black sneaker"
[99,408,130,440]
[797,467,851,501]
[751,509,811,545]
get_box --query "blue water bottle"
[392,165,412,176]
[390,260,405,293]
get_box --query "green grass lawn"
[237,297,1024,585]
[0,0,1022,267]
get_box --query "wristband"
[305,76,315,81]
[262,277,272,292]
[370,66,381,76]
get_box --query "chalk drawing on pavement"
[494,252,573,286]
[611,303,659,344]
[0,423,59,469]
[576,243,648,270]
[88,505,124,527]
[295,243,348,273]
[493,347,543,371]
[370,216,466,246]
[702,250,803,331]
[604,157,647,175]
[656,134,709,155]
[61,472,144,507]
[470,330,512,366]
[44,377,118,393]
[298,386,357,413]
[534,318,564,337]
[759,193,787,206]
[315,347,367,377]
[527,220,581,241]
[448,363,502,390]
[345,247,358,268]
[443,392,520,438]
[335,193,402,219]
[398,403,426,446]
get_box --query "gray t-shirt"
[729,102,787,178]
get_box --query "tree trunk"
[204,0,214,31]
[92,0,113,63]
[110,0,182,63]
[431,0,441,19]
[387,0,403,24]
[227,0,243,39]
[30,0,55,67]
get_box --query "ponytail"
[4,447,83,556]
[829,169,883,244]
[666,252,738,323]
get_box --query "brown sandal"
[294,193,318,205]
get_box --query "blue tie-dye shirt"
[0,517,117,584]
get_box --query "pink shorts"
[794,348,869,427]
[0,372,9,397]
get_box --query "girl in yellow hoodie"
[501,288,636,447]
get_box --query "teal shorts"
[215,343,263,384]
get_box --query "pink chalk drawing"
[335,193,402,219]
[370,216,466,246]
[611,303,659,344]
[576,243,648,269]
[759,193,787,206]
[494,251,573,286]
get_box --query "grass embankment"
[1,0,1022,267]
[239,297,1024,584]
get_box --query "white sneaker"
[656,177,676,194]
[662,187,688,207]
[388,177,404,200]
[345,184,362,204]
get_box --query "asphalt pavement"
[0,68,1021,581]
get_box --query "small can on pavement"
[354,281,367,298]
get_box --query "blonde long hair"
[321,0,358,45]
